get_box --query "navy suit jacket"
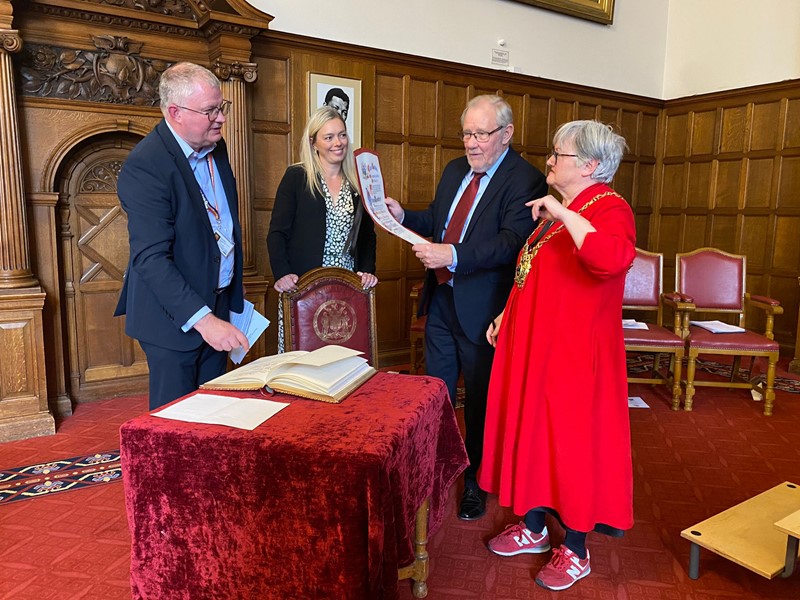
[403,148,547,343]
[114,120,244,352]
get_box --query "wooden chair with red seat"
[675,247,783,415]
[281,267,379,366]
[623,248,692,410]
[409,282,426,374]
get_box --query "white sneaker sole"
[489,542,551,557]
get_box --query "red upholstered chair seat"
[623,248,690,410]
[281,267,378,366]
[675,247,783,415]
[624,324,687,348]
[686,327,780,353]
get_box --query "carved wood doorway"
[58,133,148,402]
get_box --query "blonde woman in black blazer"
[268,107,377,347]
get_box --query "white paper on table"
[153,393,288,430]
[622,319,649,330]
[354,149,431,246]
[229,300,271,364]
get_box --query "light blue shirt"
[165,122,235,332]
[444,147,509,279]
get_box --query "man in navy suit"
[115,62,249,410]
[386,95,547,520]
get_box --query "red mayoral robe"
[478,182,636,534]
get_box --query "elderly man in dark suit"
[386,95,547,520]
[115,62,249,410]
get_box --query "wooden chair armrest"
[747,293,784,315]
[661,293,695,338]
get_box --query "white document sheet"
[689,320,745,333]
[229,300,271,364]
[354,149,431,246]
[153,393,288,430]
[628,396,650,408]
[622,319,649,330]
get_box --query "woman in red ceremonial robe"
[478,120,636,592]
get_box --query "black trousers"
[140,289,231,411]
[424,284,495,486]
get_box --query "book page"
[203,351,308,388]
[153,393,289,430]
[269,356,370,394]
[285,345,363,367]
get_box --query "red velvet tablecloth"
[120,373,467,600]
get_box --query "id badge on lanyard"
[202,155,235,258]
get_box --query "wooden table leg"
[398,496,430,598]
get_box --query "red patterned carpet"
[1,365,800,599]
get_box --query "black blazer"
[403,148,547,343]
[267,164,376,280]
[114,120,244,352]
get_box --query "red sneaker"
[487,522,551,556]
[535,545,591,591]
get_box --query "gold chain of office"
[514,190,622,288]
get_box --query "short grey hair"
[159,62,220,117]
[553,120,627,183]
[461,94,514,129]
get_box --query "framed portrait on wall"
[509,0,615,24]
[309,73,362,148]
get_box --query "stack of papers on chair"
[689,320,745,333]
[200,345,376,403]
[622,319,649,330]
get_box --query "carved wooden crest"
[16,35,169,105]
[313,300,357,344]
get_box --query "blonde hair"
[299,107,358,198]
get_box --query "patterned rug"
[626,355,800,393]
[0,450,121,505]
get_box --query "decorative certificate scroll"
[354,149,430,246]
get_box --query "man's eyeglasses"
[548,150,579,164]
[460,126,503,143]
[177,99,232,122]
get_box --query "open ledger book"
[200,345,377,403]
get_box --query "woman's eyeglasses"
[548,150,578,164]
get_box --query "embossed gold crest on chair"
[280,267,378,366]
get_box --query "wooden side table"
[681,481,800,579]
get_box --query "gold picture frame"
[512,0,615,24]
[309,73,362,149]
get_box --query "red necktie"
[435,172,485,284]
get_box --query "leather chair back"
[281,267,378,366]
[676,248,744,311]
[624,248,662,309]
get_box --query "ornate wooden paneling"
[250,31,662,366]
[657,83,800,347]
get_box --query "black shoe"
[458,487,487,520]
